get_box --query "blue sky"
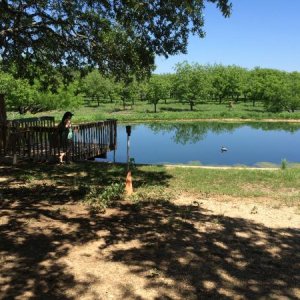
[155,0,300,74]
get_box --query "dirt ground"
[1,175,300,299]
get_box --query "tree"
[209,64,231,104]
[0,71,36,113]
[286,72,300,112]
[119,81,138,110]
[244,68,269,107]
[225,65,247,102]
[173,62,210,110]
[262,69,289,112]
[82,70,111,106]
[147,75,168,113]
[0,0,232,80]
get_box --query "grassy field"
[8,100,300,123]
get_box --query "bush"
[83,182,124,211]
[281,159,288,170]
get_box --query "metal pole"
[127,134,130,171]
[126,125,131,170]
[125,126,133,195]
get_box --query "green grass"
[136,164,300,204]
[2,162,300,207]
[7,100,300,123]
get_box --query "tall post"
[126,125,131,171]
[125,125,133,195]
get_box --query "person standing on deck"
[58,111,74,164]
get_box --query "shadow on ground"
[0,163,299,299]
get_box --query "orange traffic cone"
[125,171,133,195]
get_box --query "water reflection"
[104,122,300,166]
[148,122,239,145]
[148,122,300,145]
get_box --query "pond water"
[102,122,300,166]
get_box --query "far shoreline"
[116,118,300,124]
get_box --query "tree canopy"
[0,0,231,80]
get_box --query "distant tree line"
[1,62,300,114]
[171,62,300,113]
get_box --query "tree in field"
[146,75,169,113]
[0,0,232,81]
[286,72,300,112]
[244,68,269,107]
[35,79,84,112]
[157,74,173,104]
[0,71,36,113]
[173,62,210,111]
[136,81,149,102]
[225,65,247,102]
[262,69,289,112]
[119,81,138,110]
[81,70,112,106]
[209,64,231,104]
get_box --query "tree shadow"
[160,107,193,112]
[0,164,299,299]
[96,201,300,299]
[244,108,266,113]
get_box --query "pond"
[101,122,300,166]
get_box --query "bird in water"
[221,146,228,152]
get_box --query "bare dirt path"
[1,189,299,300]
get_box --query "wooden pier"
[0,116,117,163]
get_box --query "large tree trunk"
[190,101,194,111]
[0,94,7,122]
[0,94,7,154]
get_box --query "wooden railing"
[0,119,117,162]
[10,116,55,128]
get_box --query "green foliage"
[0,69,84,113]
[34,79,84,111]
[81,70,116,105]
[0,71,37,112]
[146,75,170,112]
[262,69,290,112]
[3,61,300,118]
[286,72,300,112]
[118,80,139,109]
[0,0,231,81]
[173,62,211,110]
[281,159,288,170]
[83,182,124,211]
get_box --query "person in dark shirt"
[58,111,74,163]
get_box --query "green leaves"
[0,0,232,80]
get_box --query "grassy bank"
[7,100,300,123]
[2,162,300,207]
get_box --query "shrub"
[281,159,288,170]
[83,182,124,211]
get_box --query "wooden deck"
[0,117,117,163]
